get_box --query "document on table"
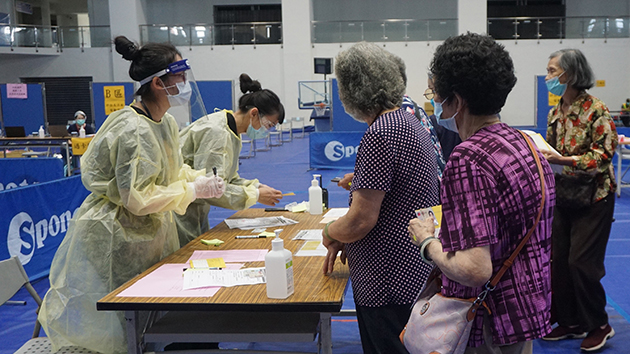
[292,229,323,241]
[116,263,243,298]
[323,208,349,219]
[188,249,268,263]
[183,267,266,289]
[224,216,299,230]
[295,241,328,257]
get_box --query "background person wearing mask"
[38,36,225,354]
[409,32,555,353]
[175,73,285,245]
[426,75,462,162]
[67,110,95,135]
[322,42,440,354]
[541,49,617,352]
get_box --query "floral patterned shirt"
[546,91,618,202]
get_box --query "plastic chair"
[292,117,305,139]
[0,256,98,354]
[254,134,271,152]
[280,119,293,143]
[268,125,283,147]
[239,133,256,159]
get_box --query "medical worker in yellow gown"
[175,73,285,245]
[38,36,225,354]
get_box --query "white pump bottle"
[264,229,294,299]
[308,175,323,215]
[38,126,45,138]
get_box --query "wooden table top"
[97,208,350,313]
[0,136,71,142]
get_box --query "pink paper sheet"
[188,249,268,263]
[116,263,244,298]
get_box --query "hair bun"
[239,73,262,94]
[114,36,140,61]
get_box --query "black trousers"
[551,193,615,332]
[356,303,412,354]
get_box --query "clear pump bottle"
[264,229,294,299]
[38,126,45,138]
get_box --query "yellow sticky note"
[302,241,320,251]
[291,204,308,213]
[259,231,276,237]
[200,239,224,246]
[189,257,226,269]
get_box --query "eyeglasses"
[260,116,276,129]
[423,88,435,100]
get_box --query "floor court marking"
[607,295,630,324]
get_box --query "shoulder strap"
[467,130,546,321]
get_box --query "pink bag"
[400,269,475,354]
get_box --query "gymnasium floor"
[2,128,629,354]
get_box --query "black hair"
[237,73,285,124]
[114,36,182,100]
[430,32,517,116]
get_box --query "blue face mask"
[546,72,567,97]
[430,99,435,107]
[76,119,85,126]
[434,97,459,133]
[246,123,268,139]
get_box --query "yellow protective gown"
[175,110,259,245]
[38,106,204,354]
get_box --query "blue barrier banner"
[309,132,364,169]
[0,158,64,191]
[0,175,89,281]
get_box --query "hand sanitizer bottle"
[79,125,86,138]
[38,126,45,138]
[264,229,294,299]
[308,175,323,215]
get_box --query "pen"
[235,235,272,239]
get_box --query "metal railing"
[0,24,111,51]
[311,19,458,43]
[140,22,282,47]
[488,16,630,41]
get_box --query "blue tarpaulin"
[0,175,89,280]
[309,132,364,170]
[0,158,64,191]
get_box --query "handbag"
[554,172,596,208]
[400,131,547,354]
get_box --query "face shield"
[138,59,208,128]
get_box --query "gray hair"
[550,49,594,90]
[335,42,405,122]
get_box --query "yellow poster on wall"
[104,86,126,115]
[548,92,561,106]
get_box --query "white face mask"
[163,81,192,106]
[434,97,459,133]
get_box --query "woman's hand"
[322,233,346,275]
[258,185,282,206]
[408,217,437,247]
[542,150,574,166]
[338,173,354,191]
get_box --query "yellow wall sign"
[548,92,561,106]
[71,137,93,156]
[104,86,126,115]
[595,80,605,87]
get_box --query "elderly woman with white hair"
[542,48,617,351]
[321,42,440,354]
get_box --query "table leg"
[125,310,142,354]
[64,142,71,176]
[617,145,622,197]
[319,313,332,354]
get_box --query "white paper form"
[323,208,349,219]
[224,216,299,230]
[183,267,266,289]
[295,241,328,257]
[187,249,268,263]
[292,229,323,241]
[116,263,243,297]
